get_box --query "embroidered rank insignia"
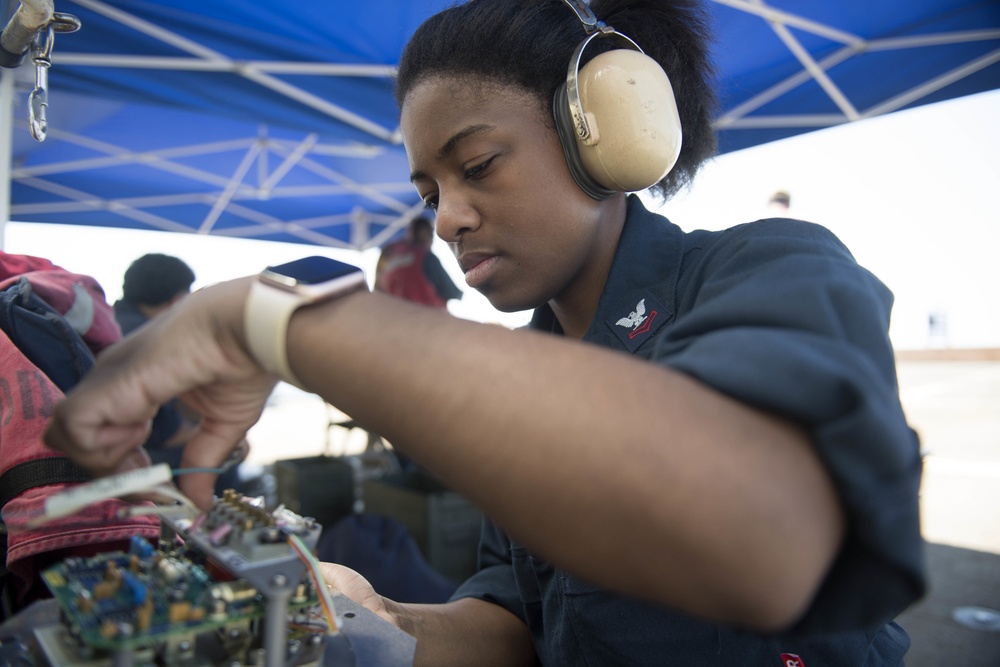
[607,290,671,352]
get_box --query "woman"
[46,1,924,664]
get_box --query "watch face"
[264,256,361,285]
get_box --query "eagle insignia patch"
[607,291,670,352]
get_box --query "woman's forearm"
[388,598,538,667]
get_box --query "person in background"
[113,253,196,336]
[375,215,462,310]
[46,1,925,665]
[767,189,792,215]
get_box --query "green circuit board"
[41,540,303,651]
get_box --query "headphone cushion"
[577,49,683,192]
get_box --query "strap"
[245,279,305,387]
[0,457,92,510]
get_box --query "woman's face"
[400,75,623,314]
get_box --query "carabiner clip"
[25,13,80,142]
[27,25,53,141]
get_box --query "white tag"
[35,463,174,526]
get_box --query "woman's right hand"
[44,277,278,510]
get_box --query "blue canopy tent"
[3,0,999,250]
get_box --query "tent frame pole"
[1,65,14,249]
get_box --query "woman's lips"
[462,255,500,288]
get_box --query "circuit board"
[39,489,328,664]
[41,538,317,652]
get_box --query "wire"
[171,441,246,477]
[118,504,194,519]
[146,484,199,515]
[288,532,340,635]
[23,461,227,529]
[172,467,227,476]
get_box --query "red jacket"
[377,242,448,309]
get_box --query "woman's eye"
[423,196,439,211]
[464,156,496,180]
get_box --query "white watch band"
[244,279,307,388]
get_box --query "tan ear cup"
[575,49,682,192]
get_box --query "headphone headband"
[559,1,645,143]
[560,0,603,31]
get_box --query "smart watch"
[244,256,367,387]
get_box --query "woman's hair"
[396,0,717,200]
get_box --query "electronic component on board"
[0,490,416,666]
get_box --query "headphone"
[553,0,683,200]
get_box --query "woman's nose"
[434,194,480,243]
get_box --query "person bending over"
[45,1,925,665]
